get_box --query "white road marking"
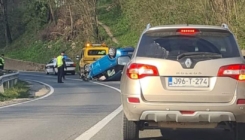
[74,81,122,140]
[21,72,123,140]
[0,79,54,109]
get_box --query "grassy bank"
[97,0,245,49]
[3,0,245,64]
[0,80,30,102]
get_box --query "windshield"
[136,29,240,59]
[88,50,106,55]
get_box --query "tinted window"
[136,29,240,59]
[48,60,53,63]
[88,50,106,55]
[65,58,72,62]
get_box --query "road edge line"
[74,81,122,140]
[0,79,54,109]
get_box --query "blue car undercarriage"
[82,47,134,81]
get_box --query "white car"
[45,57,76,75]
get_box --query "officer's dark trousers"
[57,66,63,83]
[62,66,66,79]
[0,65,3,70]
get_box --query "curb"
[25,80,51,98]
[0,79,53,108]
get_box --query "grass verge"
[0,80,30,102]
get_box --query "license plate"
[168,77,209,87]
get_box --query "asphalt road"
[0,72,235,140]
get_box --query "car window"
[48,60,53,63]
[136,29,240,59]
[88,50,106,55]
[65,58,72,62]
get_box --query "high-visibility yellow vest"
[56,55,63,67]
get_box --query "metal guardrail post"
[0,70,19,93]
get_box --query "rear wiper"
[177,52,222,60]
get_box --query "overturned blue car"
[82,47,134,81]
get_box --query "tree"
[0,0,12,46]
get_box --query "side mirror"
[76,55,80,60]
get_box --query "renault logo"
[185,58,192,68]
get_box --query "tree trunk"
[48,0,56,24]
[68,4,73,37]
[94,0,99,42]
[0,0,12,46]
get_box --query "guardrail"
[0,70,19,93]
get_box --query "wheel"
[79,67,84,79]
[45,69,49,75]
[108,47,117,59]
[123,114,139,140]
[54,68,57,75]
[235,122,245,140]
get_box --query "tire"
[123,114,139,140]
[235,122,245,140]
[108,47,117,59]
[53,68,57,75]
[45,69,49,75]
[79,67,84,79]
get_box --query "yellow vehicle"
[78,42,109,79]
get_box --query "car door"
[46,59,54,73]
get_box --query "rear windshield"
[136,29,240,59]
[65,58,72,62]
[88,50,106,55]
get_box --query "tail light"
[72,63,76,67]
[126,63,159,79]
[217,64,245,80]
[177,28,199,35]
[237,99,245,104]
[180,111,195,115]
[128,97,140,103]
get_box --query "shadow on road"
[139,128,234,140]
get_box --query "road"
[0,72,235,140]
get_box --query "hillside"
[1,0,245,64]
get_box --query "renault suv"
[120,23,245,140]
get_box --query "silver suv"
[120,23,245,140]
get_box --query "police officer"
[62,52,67,80]
[0,54,5,70]
[56,52,64,83]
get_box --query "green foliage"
[97,1,137,47]
[22,0,49,32]
[98,0,245,49]
[0,80,30,101]
[3,0,245,64]
[5,31,70,63]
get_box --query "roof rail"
[221,23,229,30]
[146,23,151,30]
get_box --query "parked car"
[45,57,76,75]
[120,23,245,140]
[84,47,134,81]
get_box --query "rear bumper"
[65,67,75,72]
[122,94,245,123]
[140,111,235,123]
